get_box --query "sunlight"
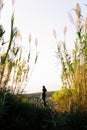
[2,0,87,93]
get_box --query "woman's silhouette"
[42,85,47,106]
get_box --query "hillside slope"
[26,91,56,109]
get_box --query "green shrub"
[52,88,73,112]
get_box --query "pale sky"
[1,0,87,93]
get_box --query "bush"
[52,88,73,112]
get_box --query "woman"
[42,85,47,106]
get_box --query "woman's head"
[42,85,45,89]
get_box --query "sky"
[1,0,87,93]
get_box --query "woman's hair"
[43,85,45,89]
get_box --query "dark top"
[42,87,47,95]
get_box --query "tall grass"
[0,1,39,129]
[53,3,87,112]
[0,1,38,95]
